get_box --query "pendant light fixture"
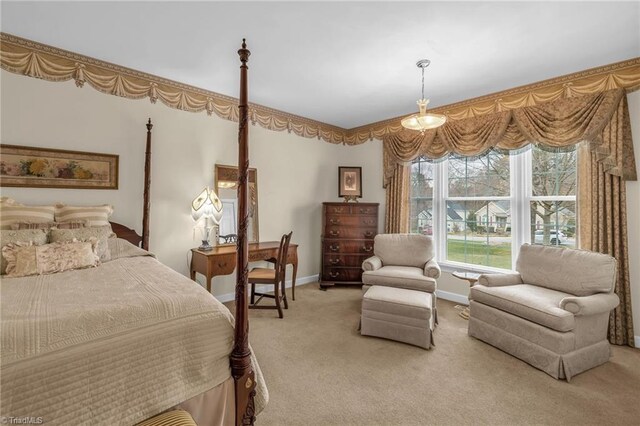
[401,59,446,133]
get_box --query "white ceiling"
[2,1,639,129]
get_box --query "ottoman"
[361,285,434,349]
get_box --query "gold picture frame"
[0,144,119,189]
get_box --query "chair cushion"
[362,266,436,293]
[374,234,433,268]
[248,267,276,280]
[470,284,575,332]
[516,244,616,297]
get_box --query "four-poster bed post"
[231,39,256,426]
[142,118,152,251]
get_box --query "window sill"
[438,260,514,275]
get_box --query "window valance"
[383,89,637,187]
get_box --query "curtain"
[578,96,636,346]
[384,164,409,233]
[383,90,637,345]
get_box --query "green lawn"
[447,239,512,269]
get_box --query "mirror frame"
[214,164,259,245]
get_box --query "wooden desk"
[190,242,299,299]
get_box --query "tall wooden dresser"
[320,202,379,289]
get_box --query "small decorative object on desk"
[338,166,362,202]
[191,187,223,251]
[452,271,481,320]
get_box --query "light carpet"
[227,285,640,425]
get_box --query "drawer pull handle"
[329,271,340,278]
[362,246,373,253]
[364,231,374,238]
[329,230,340,237]
[363,219,375,226]
[332,207,344,213]
[329,259,340,265]
[329,244,340,252]
[330,219,341,225]
[360,208,371,214]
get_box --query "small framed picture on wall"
[338,166,362,201]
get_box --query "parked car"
[534,230,566,245]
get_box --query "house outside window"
[408,145,577,271]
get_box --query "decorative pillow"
[9,220,88,231]
[0,229,48,274]
[55,204,113,228]
[50,226,113,262]
[2,240,99,278]
[0,200,56,230]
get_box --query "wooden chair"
[248,232,292,318]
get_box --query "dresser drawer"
[324,254,368,268]
[324,226,376,239]
[323,239,374,255]
[322,267,363,282]
[353,205,378,216]
[325,204,351,215]
[325,215,377,228]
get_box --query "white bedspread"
[0,239,267,425]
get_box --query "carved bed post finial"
[142,118,152,251]
[231,39,256,426]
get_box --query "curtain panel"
[382,90,637,346]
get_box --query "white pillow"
[55,204,113,227]
[0,198,56,230]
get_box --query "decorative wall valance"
[383,89,637,187]
[1,33,639,147]
[0,33,349,145]
[355,59,640,145]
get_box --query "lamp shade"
[401,98,446,132]
[191,187,223,225]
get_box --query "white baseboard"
[636,336,640,349]
[214,274,319,303]
[436,289,469,305]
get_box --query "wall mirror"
[214,164,259,245]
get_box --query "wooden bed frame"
[110,41,256,425]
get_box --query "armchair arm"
[424,259,441,279]
[560,293,620,316]
[362,256,382,272]
[477,273,523,287]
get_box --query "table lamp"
[191,187,224,251]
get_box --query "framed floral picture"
[0,145,119,189]
[338,166,362,200]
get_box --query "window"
[409,145,578,271]
[409,157,434,236]
[529,146,577,248]
[446,152,512,269]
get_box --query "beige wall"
[0,71,386,298]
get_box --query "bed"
[0,41,261,425]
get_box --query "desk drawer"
[323,239,374,255]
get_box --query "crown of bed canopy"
[383,88,637,188]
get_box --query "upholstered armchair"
[362,234,440,317]
[469,244,620,381]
